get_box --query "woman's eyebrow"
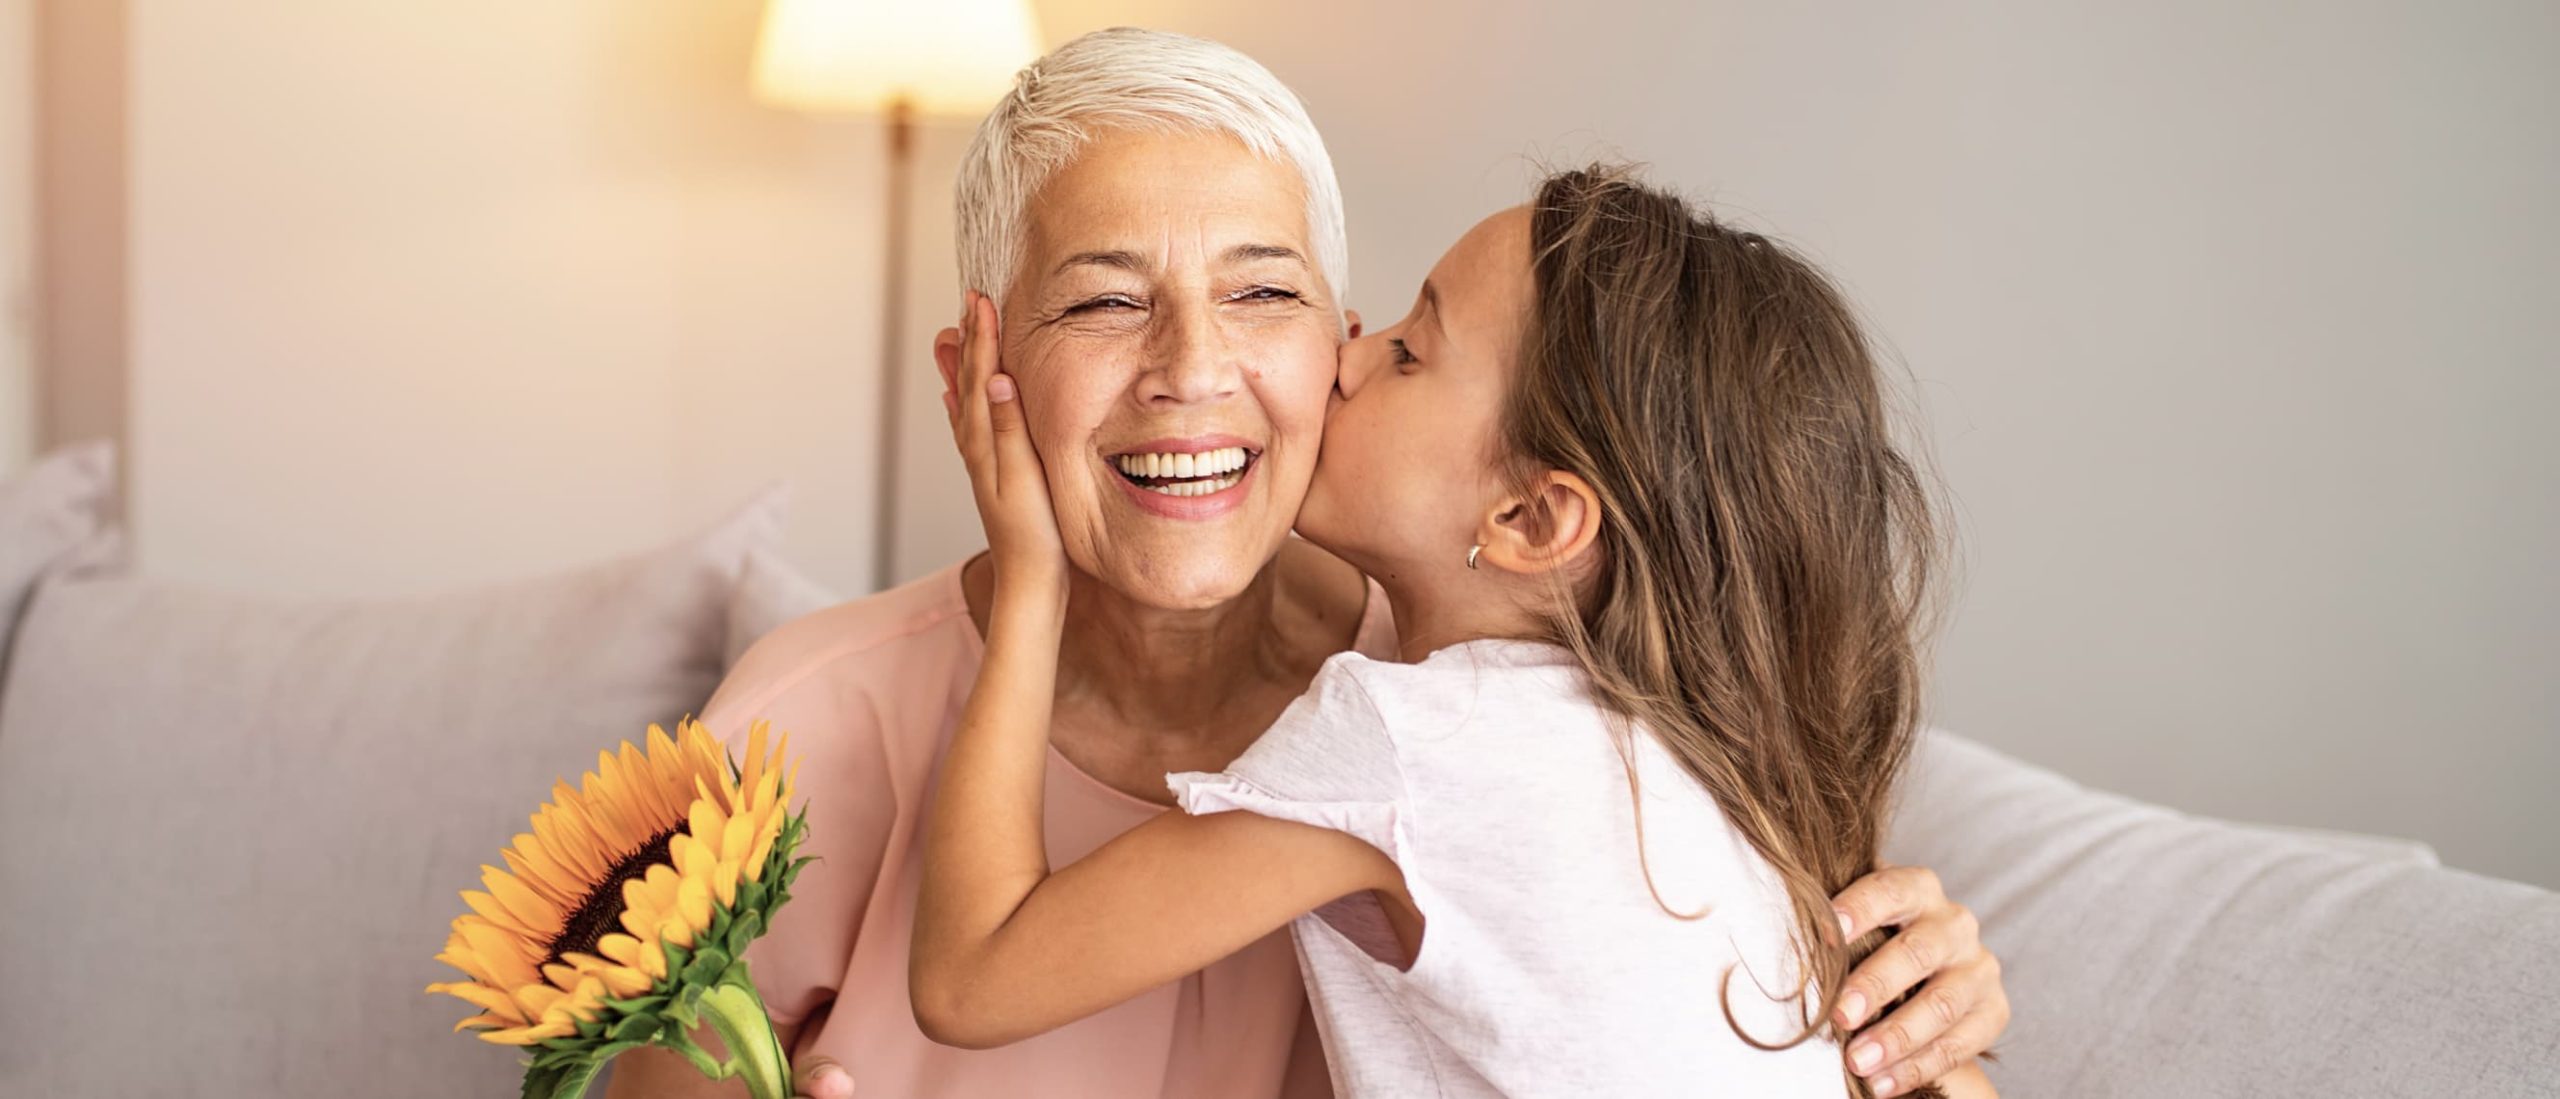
[1224,243,1308,268]
[1053,250,1146,276]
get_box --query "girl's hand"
[1830,864,2011,1097]
[943,290,1065,605]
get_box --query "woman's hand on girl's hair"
[942,290,1066,604]
[1830,864,2010,1098]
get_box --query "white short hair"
[954,27,1350,312]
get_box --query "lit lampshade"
[752,0,1044,116]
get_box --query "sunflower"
[428,717,809,1099]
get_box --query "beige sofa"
[2,443,2553,1097]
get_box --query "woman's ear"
[933,325,965,407]
[1474,471,1604,574]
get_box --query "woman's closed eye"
[1388,338,1418,368]
[1226,285,1306,305]
[1064,293,1144,315]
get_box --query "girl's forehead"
[1430,207,1535,331]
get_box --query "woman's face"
[996,130,1341,610]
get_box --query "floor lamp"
[751,0,1042,592]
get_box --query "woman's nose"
[1139,303,1242,406]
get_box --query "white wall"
[126,0,892,596]
[898,0,2549,886]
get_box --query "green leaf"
[682,946,732,988]
[664,991,699,1030]
[663,942,692,980]
[520,1061,570,1099]
[547,1052,611,1099]
[602,993,669,1016]
[725,909,764,956]
[609,1012,659,1042]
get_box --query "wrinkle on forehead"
[1020,130,1318,291]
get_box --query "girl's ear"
[1475,471,1604,574]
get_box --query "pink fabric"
[696,560,1398,1099]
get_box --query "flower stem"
[695,963,792,1099]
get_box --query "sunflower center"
[547,825,681,970]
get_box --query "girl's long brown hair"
[1505,166,1947,1099]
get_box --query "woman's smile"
[1103,435,1264,519]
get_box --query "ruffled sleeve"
[1165,652,1409,865]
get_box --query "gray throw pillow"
[724,545,840,668]
[0,486,785,1098]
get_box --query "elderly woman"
[609,28,2007,1099]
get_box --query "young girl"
[913,166,1982,1098]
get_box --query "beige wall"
[124,0,893,596]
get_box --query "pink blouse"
[695,560,1398,1099]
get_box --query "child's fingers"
[948,290,1000,476]
[958,291,1002,467]
[983,372,1042,495]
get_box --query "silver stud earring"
[1466,544,1484,570]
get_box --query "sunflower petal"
[427,980,529,1024]
[457,920,543,992]
[659,915,695,950]
[744,828,776,883]
[677,876,713,933]
[689,783,728,849]
[478,1020,575,1045]
[514,982,566,1019]
[502,834,581,908]
[483,866,564,936]
[672,833,714,882]
[713,859,741,909]
[615,741,667,828]
[739,721,769,812]
[595,934,645,969]
[459,890,533,938]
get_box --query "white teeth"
[1113,446,1251,484]
[1140,470,1245,497]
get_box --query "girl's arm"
[912,293,1403,1049]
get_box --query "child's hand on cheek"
[944,290,1067,611]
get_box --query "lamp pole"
[871,96,914,592]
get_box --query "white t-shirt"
[1169,640,1850,1098]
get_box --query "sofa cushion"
[0,487,784,1098]
[724,545,839,668]
[1886,731,2560,1097]
[0,441,119,691]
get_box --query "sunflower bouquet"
[428,718,811,1099]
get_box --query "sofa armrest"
[1885,730,2559,1097]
